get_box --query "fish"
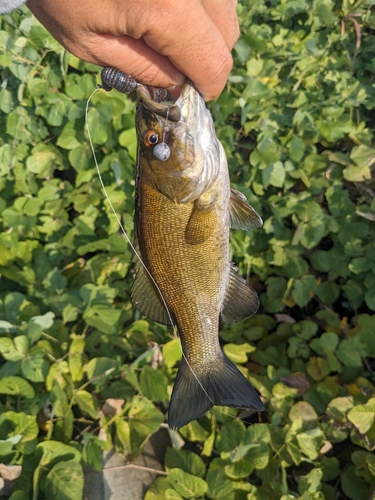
[132,80,265,429]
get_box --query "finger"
[80,34,186,89]
[140,1,234,100]
[27,0,185,90]
[202,0,240,51]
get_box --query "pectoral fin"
[131,257,172,326]
[221,264,259,323]
[185,205,218,245]
[229,188,263,230]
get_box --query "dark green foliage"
[1,1,375,498]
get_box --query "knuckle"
[204,53,233,100]
[218,52,234,77]
[233,22,240,43]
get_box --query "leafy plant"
[0,0,375,498]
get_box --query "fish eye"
[144,131,159,147]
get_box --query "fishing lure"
[100,66,172,161]
[100,67,168,103]
[100,67,137,94]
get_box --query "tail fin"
[168,354,264,429]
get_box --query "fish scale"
[137,178,227,365]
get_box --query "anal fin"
[230,188,263,230]
[221,264,259,323]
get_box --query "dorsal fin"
[221,263,259,323]
[229,188,263,230]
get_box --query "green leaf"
[341,465,370,500]
[229,444,255,463]
[30,312,55,330]
[0,337,26,361]
[63,304,79,324]
[321,457,340,481]
[292,274,317,307]
[226,459,253,479]
[316,281,340,305]
[0,411,38,454]
[165,489,184,500]
[84,305,122,334]
[85,357,118,381]
[51,385,74,443]
[21,354,48,382]
[82,433,108,470]
[8,492,30,500]
[348,399,375,434]
[292,320,318,340]
[68,336,85,382]
[167,468,208,499]
[36,440,82,467]
[26,145,56,177]
[262,161,285,188]
[343,163,371,182]
[246,424,271,444]
[350,145,375,167]
[349,257,372,274]
[216,420,246,453]
[289,136,305,162]
[45,459,84,500]
[301,220,325,250]
[163,339,182,369]
[0,376,35,398]
[289,402,319,425]
[139,365,169,402]
[42,267,68,292]
[56,120,83,149]
[179,420,209,442]
[118,128,137,160]
[0,320,15,332]
[206,469,235,500]
[165,448,206,478]
[75,390,98,419]
[365,288,375,311]
[243,442,269,470]
[127,396,164,435]
[310,251,331,272]
[222,343,255,363]
[307,357,331,381]
[287,337,310,359]
[298,468,323,495]
[336,339,363,367]
[296,428,325,460]
[68,144,91,172]
[310,332,339,356]
[145,477,171,500]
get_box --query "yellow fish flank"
[133,82,264,429]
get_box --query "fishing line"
[85,89,261,427]
[161,107,169,144]
[85,88,215,408]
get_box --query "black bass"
[132,81,264,429]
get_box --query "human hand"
[26,0,239,101]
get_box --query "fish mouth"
[136,84,182,122]
[136,81,204,125]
